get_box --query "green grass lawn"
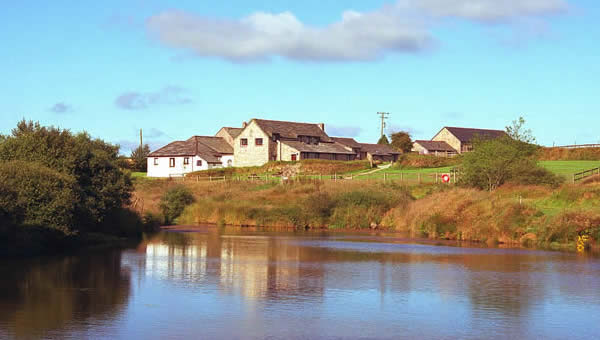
[131,172,147,178]
[539,160,600,177]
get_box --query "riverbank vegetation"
[0,120,156,256]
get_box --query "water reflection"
[0,250,131,339]
[2,227,600,339]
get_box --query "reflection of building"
[143,232,325,301]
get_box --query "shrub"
[0,161,78,234]
[160,186,196,224]
[394,153,461,169]
[0,120,132,231]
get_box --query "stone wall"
[233,121,271,167]
[432,128,462,153]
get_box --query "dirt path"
[351,163,392,178]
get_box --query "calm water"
[2,227,600,340]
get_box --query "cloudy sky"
[2,0,598,153]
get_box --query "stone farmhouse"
[147,117,402,177]
[234,119,356,167]
[413,126,507,156]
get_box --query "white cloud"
[146,0,569,62]
[115,86,192,110]
[405,0,568,22]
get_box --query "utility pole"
[139,128,143,151]
[377,112,390,137]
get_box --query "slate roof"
[220,127,243,139]
[148,136,230,163]
[414,140,457,152]
[331,137,362,149]
[359,143,402,156]
[253,119,332,142]
[442,127,507,143]
[188,136,233,154]
[281,141,356,155]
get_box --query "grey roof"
[414,140,457,152]
[282,141,356,155]
[331,137,362,149]
[442,127,508,143]
[359,143,401,156]
[188,136,233,154]
[252,119,332,142]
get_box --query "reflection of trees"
[0,250,131,339]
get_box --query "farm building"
[233,119,356,167]
[147,136,233,177]
[358,143,401,162]
[332,137,366,160]
[412,140,458,157]
[428,127,508,154]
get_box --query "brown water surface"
[1,226,600,339]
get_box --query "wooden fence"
[556,144,600,149]
[168,171,461,184]
[573,167,600,183]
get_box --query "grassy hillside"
[539,147,600,161]
[539,160,600,178]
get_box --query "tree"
[390,131,413,153]
[377,135,390,145]
[506,116,536,144]
[0,120,132,231]
[130,144,151,172]
[160,186,195,224]
[461,136,561,191]
[0,161,78,234]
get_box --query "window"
[255,138,263,146]
[184,157,189,165]
[196,160,202,166]
[153,158,159,165]
[169,158,175,167]
[291,154,297,161]
[241,138,248,147]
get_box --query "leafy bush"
[0,161,78,234]
[160,186,196,224]
[460,136,556,190]
[0,120,132,231]
[394,153,461,169]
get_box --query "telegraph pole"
[377,112,390,137]
[139,129,143,151]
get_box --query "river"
[1,226,600,339]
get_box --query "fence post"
[209,176,212,182]
[573,174,576,184]
[335,173,337,182]
[400,173,403,182]
[435,173,438,183]
[384,172,387,183]
[418,173,421,184]
[453,171,456,184]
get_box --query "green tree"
[130,144,151,172]
[377,135,390,145]
[160,186,196,224]
[0,120,132,231]
[390,131,413,153]
[506,116,536,144]
[461,136,561,191]
[0,161,78,234]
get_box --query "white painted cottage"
[147,136,234,178]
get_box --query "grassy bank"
[133,171,600,251]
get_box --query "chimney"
[318,123,325,131]
[242,121,248,128]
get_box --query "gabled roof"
[188,136,233,154]
[148,136,230,163]
[219,127,243,139]
[359,143,401,156]
[252,119,332,142]
[281,141,356,155]
[331,137,362,149]
[441,127,508,143]
[414,140,457,152]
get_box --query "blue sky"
[1,0,598,154]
